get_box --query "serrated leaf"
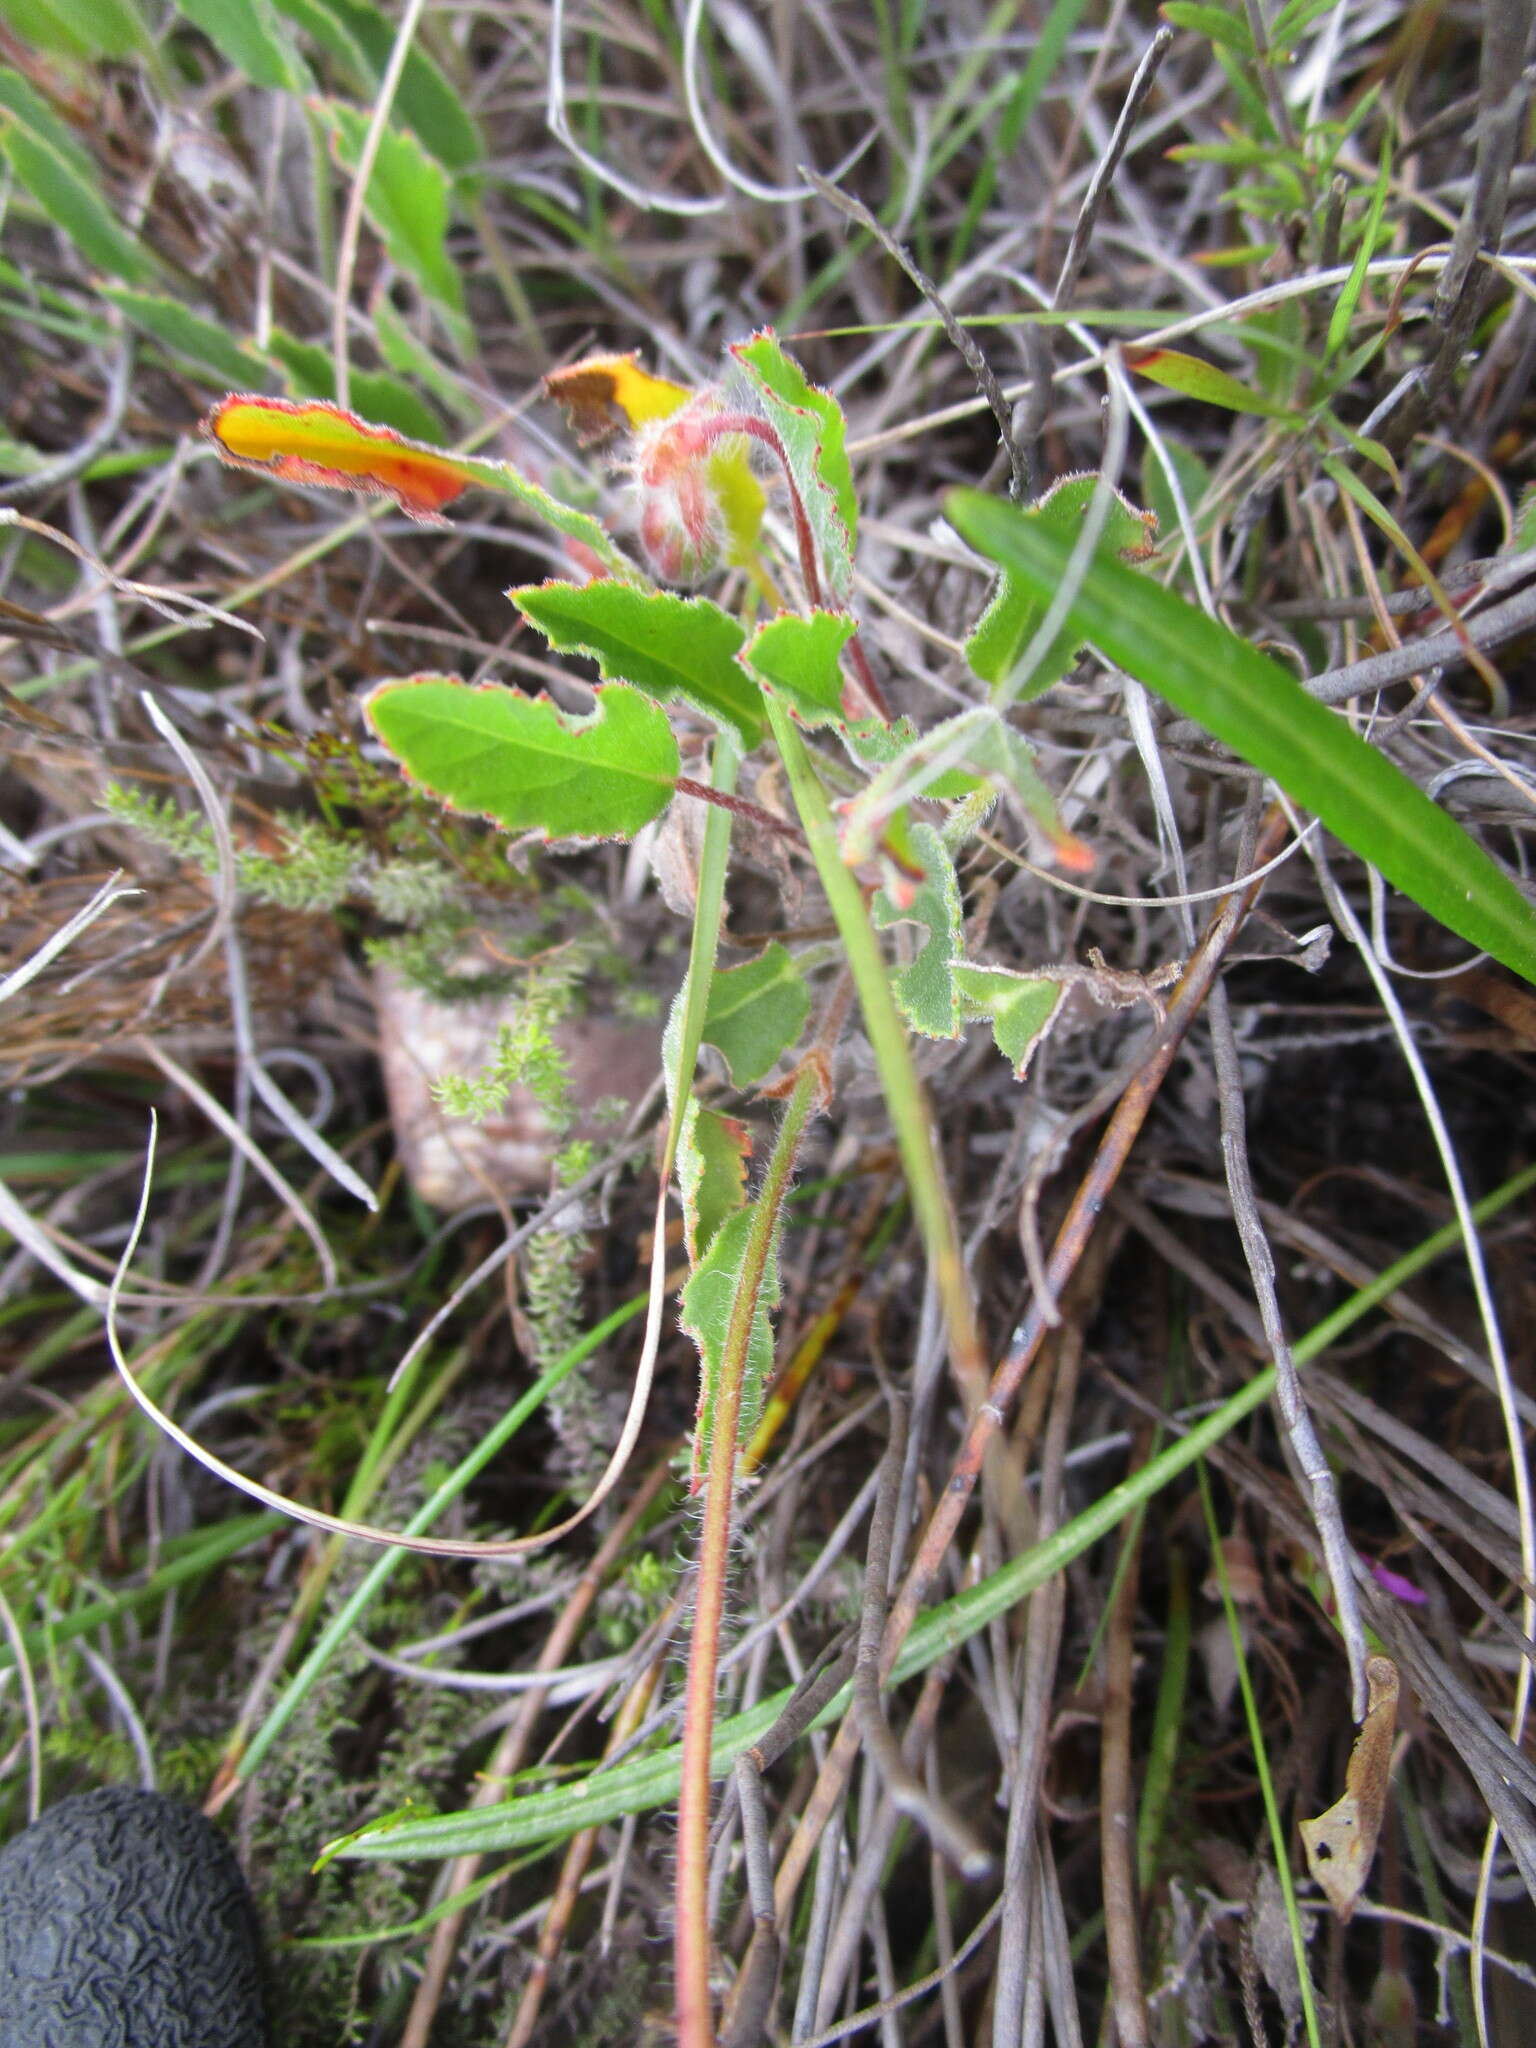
[0,119,158,284]
[840,715,980,799]
[955,964,1067,1077]
[202,394,635,574]
[678,1201,779,1475]
[948,489,1536,987]
[172,0,310,90]
[965,472,1156,701]
[873,823,964,1039]
[702,944,810,1085]
[104,288,264,387]
[511,581,762,745]
[728,330,856,600]
[263,330,443,441]
[1125,346,1301,418]
[677,1099,751,1265]
[364,675,679,842]
[739,609,855,727]
[204,394,473,520]
[324,101,464,323]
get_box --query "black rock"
[0,1787,269,2047]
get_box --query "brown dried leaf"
[1299,1657,1400,1922]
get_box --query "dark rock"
[0,1788,268,2047]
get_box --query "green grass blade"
[947,491,1536,985]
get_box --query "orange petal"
[202,395,476,524]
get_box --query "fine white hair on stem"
[106,1116,671,1561]
[1310,850,1534,2040]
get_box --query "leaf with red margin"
[201,395,642,578]
[364,674,679,842]
[727,330,856,599]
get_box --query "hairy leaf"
[678,1201,780,1477]
[949,490,1536,986]
[511,581,762,745]
[965,471,1156,699]
[739,609,856,728]
[677,1099,751,1265]
[955,964,1067,1078]
[365,675,679,842]
[702,943,810,1085]
[0,120,158,284]
[873,824,965,1039]
[728,330,856,599]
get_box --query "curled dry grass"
[2,3,1535,2045]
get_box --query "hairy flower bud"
[629,403,727,585]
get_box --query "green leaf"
[677,1100,751,1265]
[510,581,762,746]
[965,471,1157,700]
[739,608,855,728]
[0,66,94,174]
[727,330,857,600]
[1326,133,1391,362]
[323,101,465,323]
[702,943,810,1085]
[172,0,310,90]
[947,490,1536,986]
[104,288,264,387]
[0,0,150,57]
[264,328,444,441]
[1139,434,1213,548]
[364,675,679,842]
[271,0,370,73]
[1160,2,1254,55]
[678,1201,780,1472]
[0,119,158,284]
[840,715,979,800]
[304,0,482,171]
[373,296,477,424]
[955,964,1067,1077]
[1269,0,1349,57]
[1124,346,1301,419]
[873,823,965,1038]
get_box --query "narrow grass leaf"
[104,288,264,388]
[0,121,158,284]
[0,0,150,57]
[324,101,464,320]
[307,0,482,171]
[739,608,855,728]
[364,675,679,841]
[1125,345,1302,419]
[263,329,444,440]
[1325,133,1391,362]
[511,581,762,745]
[172,0,310,91]
[1160,2,1255,54]
[701,943,810,1085]
[947,491,1536,985]
[0,66,94,174]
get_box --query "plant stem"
[763,694,988,1415]
[674,1059,821,2048]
